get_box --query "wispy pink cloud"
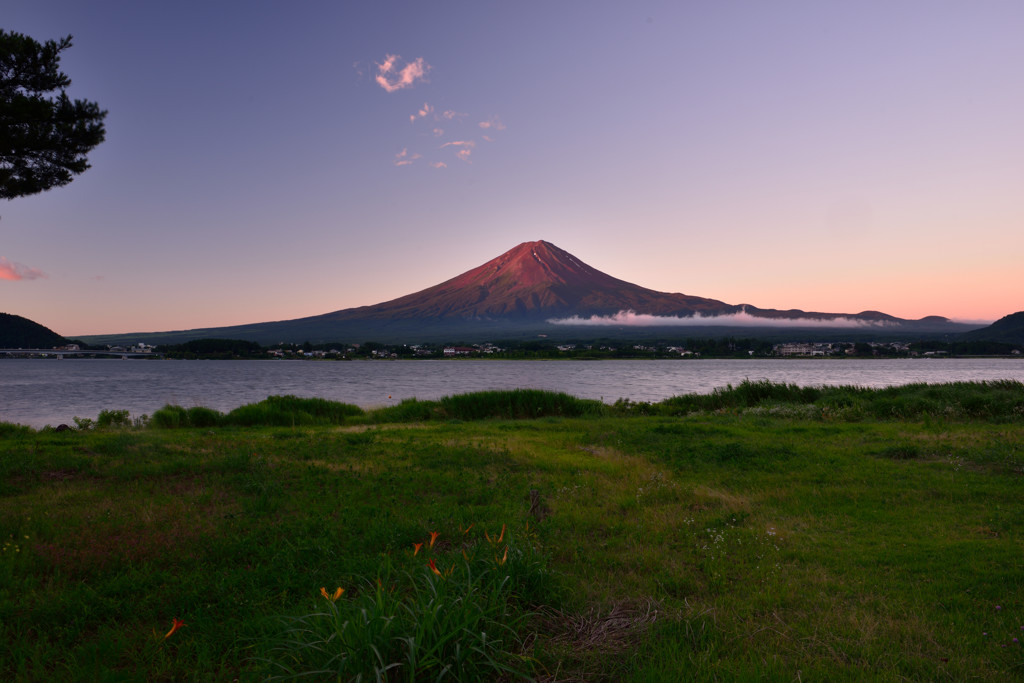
[432,127,444,137]
[375,54,430,93]
[0,257,46,281]
[431,161,447,169]
[440,139,476,162]
[478,116,506,131]
[441,110,466,120]
[410,102,434,123]
[393,148,421,166]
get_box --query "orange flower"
[428,558,442,577]
[495,545,508,566]
[428,531,440,549]
[485,524,506,545]
[320,586,343,602]
[413,542,423,556]
[163,618,186,640]
[460,523,474,534]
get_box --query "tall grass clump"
[185,406,222,427]
[150,404,191,429]
[0,422,33,438]
[262,524,548,680]
[149,404,226,428]
[640,379,1024,421]
[223,396,364,427]
[656,379,824,414]
[366,390,607,424]
[862,380,1024,420]
[439,389,606,421]
[95,409,132,429]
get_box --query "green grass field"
[2,383,1022,681]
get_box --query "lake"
[2,357,1023,428]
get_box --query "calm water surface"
[2,357,1023,428]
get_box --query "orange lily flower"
[496,545,508,566]
[413,542,423,556]
[428,558,443,577]
[461,523,474,534]
[163,618,186,640]
[485,524,506,545]
[320,587,344,602]
[428,531,440,549]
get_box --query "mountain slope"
[317,240,737,321]
[0,313,68,348]
[961,311,1024,345]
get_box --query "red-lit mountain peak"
[325,240,735,321]
[447,240,606,290]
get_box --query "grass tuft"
[261,525,547,680]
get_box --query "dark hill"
[961,311,1024,345]
[0,313,68,348]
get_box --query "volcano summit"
[317,240,738,322]
[83,240,978,345]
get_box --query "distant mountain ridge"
[78,240,987,345]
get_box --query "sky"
[3,1,1022,337]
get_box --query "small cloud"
[431,161,447,169]
[478,116,506,131]
[0,257,46,281]
[393,148,421,166]
[375,53,430,93]
[432,127,444,137]
[441,139,476,162]
[441,110,466,120]
[440,139,476,163]
[410,102,434,123]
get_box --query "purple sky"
[3,1,1022,336]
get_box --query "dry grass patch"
[534,600,661,682]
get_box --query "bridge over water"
[0,349,163,359]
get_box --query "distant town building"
[443,346,476,356]
[774,343,832,356]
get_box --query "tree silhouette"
[1,30,107,200]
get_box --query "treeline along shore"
[2,380,1023,680]
[36,335,1024,360]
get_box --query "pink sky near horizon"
[2,1,1022,337]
